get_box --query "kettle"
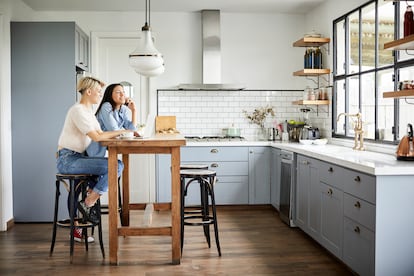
[396,123,414,160]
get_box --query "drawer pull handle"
[210,149,219,153]
[211,163,219,168]
[328,167,333,173]
[327,188,333,195]
[354,176,361,182]
[354,201,361,208]
[354,226,360,233]
[301,160,309,165]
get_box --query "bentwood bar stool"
[50,174,105,263]
[180,168,222,256]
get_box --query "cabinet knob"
[327,188,333,195]
[210,149,219,153]
[328,167,334,173]
[354,226,360,233]
[354,176,361,182]
[211,163,219,168]
[301,160,309,165]
[354,201,361,209]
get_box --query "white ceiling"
[21,0,327,14]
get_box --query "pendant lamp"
[129,0,164,77]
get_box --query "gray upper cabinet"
[11,22,89,222]
[75,26,89,70]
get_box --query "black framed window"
[332,0,414,143]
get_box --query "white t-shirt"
[58,103,102,153]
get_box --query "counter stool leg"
[50,179,60,256]
[180,176,185,254]
[69,179,76,264]
[201,178,211,248]
[97,199,105,258]
[209,176,221,256]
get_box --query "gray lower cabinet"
[156,146,249,205]
[248,147,270,204]
[295,155,320,240]
[295,153,376,275]
[11,22,88,222]
[270,148,281,210]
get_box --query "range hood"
[178,10,245,90]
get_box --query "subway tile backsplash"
[157,89,331,140]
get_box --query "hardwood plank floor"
[0,206,353,275]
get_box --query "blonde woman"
[56,76,133,241]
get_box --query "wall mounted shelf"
[293,69,331,76]
[384,34,414,50]
[383,90,414,98]
[293,37,331,47]
[292,100,330,105]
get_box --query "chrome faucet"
[336,112,365,151]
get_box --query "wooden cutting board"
[155,116,176,132]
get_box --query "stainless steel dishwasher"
[279,150,296,227]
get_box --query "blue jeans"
[56,148,123,195]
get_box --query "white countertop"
[185,140,414,176]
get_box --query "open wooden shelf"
[383,90,414,98]
[293,37,331,47]
[292,100,330,105]
[384,34,414,50]
[293,69,331,76]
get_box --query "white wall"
[0,0,367,229]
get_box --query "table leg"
[171,146,181,264]
[108,148,119,265]
[121,154,130,226]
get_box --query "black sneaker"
[78,200,100,224]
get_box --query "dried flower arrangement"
[243,106,275,129]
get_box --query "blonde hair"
[77,76,105,94]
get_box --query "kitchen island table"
[101,135,186,265]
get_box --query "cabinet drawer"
[319,162,343,189]
[344,193,375,231]
[342,169,376,204]
[182,146,249,161]
[181,161,248,176]
[343,216,375,276]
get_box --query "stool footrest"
[184,215,214,226]
[57,218,96,228]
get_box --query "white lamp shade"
[129,30,164,74]
[135,64,165,77]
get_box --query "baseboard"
[6,218,14,230]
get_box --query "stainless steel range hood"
[178,10,245,90]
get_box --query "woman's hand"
[125,98,136,111]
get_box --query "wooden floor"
[0,206,353,275]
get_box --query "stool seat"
[180,164,209,170]
[180,169,221,256]
[50,173,105,263]
[180,169,216,177]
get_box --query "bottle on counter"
[404,5,414,37]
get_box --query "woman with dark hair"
[86,83,138,157]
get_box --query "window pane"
[378,0,395,67]
[361,3,376,70]
[378,69,394,141]
[399,3,414,61]
[335,79,346,135]
[348,76,360,137]
[398,67,414,139]
[335,20,346,75]
[349,11,360,73]
[361,72,375,139]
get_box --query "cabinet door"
[295,155,309,229]
[296,155,320,240]
[343,217,375,276]
[320,182,343,258]
[248,147,270,204]
[75,26,89,70]
[270,148,281,210]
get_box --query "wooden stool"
[50,174,105,263]
[180,169,221,256]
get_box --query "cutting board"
[155,116,176,132]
